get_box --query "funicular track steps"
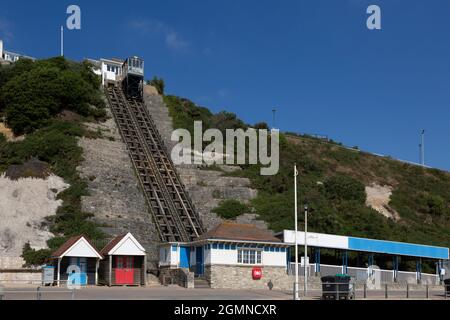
[105,85,205,243]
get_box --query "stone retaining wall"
[159,267,194,288]
[205,265,292,291]
[0,270,41,287]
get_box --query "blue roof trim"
[348,237,449,260]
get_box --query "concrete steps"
[194,277,211,289]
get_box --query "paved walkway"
[0,286,447,300]
[0,286,292,300]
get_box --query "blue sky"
[1,0,450,171]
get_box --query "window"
[238,249,262,265]
[249,251,255,264]
[243,250,249,264]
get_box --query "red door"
[115,256,134,285]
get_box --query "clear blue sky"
[1,0,449,171]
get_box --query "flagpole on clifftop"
[294,164,299,300]
[60,25,64,57]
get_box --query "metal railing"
[0,286,75,300]
[288,263,440,285]
[303,282,449,300]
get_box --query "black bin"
[444,279,450,295]
[321,275,352,300]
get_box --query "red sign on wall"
[252,267,262,280]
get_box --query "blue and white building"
[159,222,292,290]
[281,230,449,284]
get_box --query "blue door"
[195,246,204,276]
[180,247,190,268]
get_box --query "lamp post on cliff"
[304,202,308,296]
[294,164,299,300]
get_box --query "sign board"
[301,256,309,266]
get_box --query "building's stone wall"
[205,265,293,291]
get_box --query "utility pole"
[419,129,425,166]
[304,202,308,296]
[60,25,64,57]
[294,164,299,300]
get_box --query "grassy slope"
[164,95,450,252]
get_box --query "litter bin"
[444,279,450,297]
[321,274,353,300]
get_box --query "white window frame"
[237,248,262,265]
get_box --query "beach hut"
[98,233,146,286]
[50,235,103,286]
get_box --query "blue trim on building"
[180,247,190,268]
[348,237,449,260]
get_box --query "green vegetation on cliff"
[0,57,106,266]
[0,57,105,134]
[164,95,450,270]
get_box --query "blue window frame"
[231,245,237,250]
[171,245,177,252]
[225,244,230,250]
[212,243,218,249]
[218,243,224,250]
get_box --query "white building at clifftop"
[0,39,35,63]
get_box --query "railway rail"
[105,85,205,242]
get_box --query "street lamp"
[304,201,308,296]
[293,164,299,300]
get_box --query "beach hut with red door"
[98,233,146,286]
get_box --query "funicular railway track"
[106,85,205,242]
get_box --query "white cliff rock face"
[0,174,69,268]
[365,183,400,221]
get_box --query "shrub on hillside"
[147,76,165,95]
[324,174,366,203]
[212,199,249,219]
[21,243,51,267]
[0,57,105,135]
[425,194,448,216]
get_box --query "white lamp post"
[304,202,308,295]
[294,164,299,300]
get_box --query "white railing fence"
[288,263,440,285]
